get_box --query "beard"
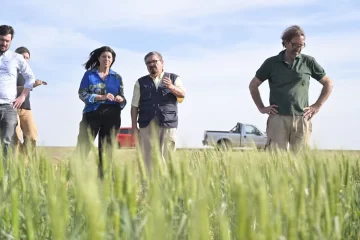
[150,67,158,74]
[292,48,301,54]
[0,46,8,54]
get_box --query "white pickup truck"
[202,122,267,150]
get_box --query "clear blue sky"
[2,0,360,149]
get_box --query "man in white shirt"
[131,51,185,175]
[0,25,36,165]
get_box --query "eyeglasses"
[145,59,161,66]
[290,42,306,48]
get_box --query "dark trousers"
[76,104,121,179]
[0,104,18,169]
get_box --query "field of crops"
[1,146,360,239]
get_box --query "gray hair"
[144,51,163,61]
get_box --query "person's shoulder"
[6,49,15,56]
[266,55,279,61]
[299,52,314,58]
[164,72,179,82]
[139,73,150,79]
[138,74,150,81]
[263,52,282,63]
[299,53,323,69]
[109,69,122,79]
[86,68,103,76]
[10,51,25,61]
[81,69,96,81]
[166,72,179,77]
[84,69,95,74]
[299,53,317,62]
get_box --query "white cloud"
[304,33,360,65]
[7,0,317,33]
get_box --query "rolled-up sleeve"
[310,57,326,81]
[131,81,140,107]
[118,75,127,110]
[255,58,272,82]
[78,71,97,104]
[174,77,185,103]
[18,56,35,90]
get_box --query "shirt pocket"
[0,61,16,76]
[140,88,152,102]
[293,72,310,87]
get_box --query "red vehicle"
[116,127,136,148]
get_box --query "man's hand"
[303,104,321,120]
[162,73,174,89]
[132,126,139,142]
[259,105,278,116]
[115,95,124,103]
[131,106,139,143]
[33,79,47,88]
[12,95,26,109]
[302,75,332,120]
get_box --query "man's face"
[0,34,12,54]
[21,52,30,63]
[285,35,305,57]
[145,54,163,75]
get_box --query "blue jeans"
[0,104,18,167]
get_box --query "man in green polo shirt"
[249,25,333,152]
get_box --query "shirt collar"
[150,70,164,80]
[109,69,116,75]
[0,49,11,58]
[277,49,302,62]
[91,68,116,75]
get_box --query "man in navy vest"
[131,51,185,174]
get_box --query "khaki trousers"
[14,109,38,154]
[139,118,176,173]
[265,114,312,152]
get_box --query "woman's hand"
[115,95,124,103]
[100,93,115,101]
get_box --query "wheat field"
[1,146,360,239]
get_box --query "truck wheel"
[217,139,231,151]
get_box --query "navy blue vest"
[137,72,179,128]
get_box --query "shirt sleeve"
[117,75,127,110]
[18,56,35,90]
[131,81,140,107]
[174,77,185,91]
[255,58,272,82]
[310,57,326,81]
[78,71,97,104]
[174,77,185,103]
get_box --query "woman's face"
[21,52,30,63]
[98,51,113,68]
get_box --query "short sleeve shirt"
[255,50,326,115]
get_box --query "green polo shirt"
[255,50,326,115]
